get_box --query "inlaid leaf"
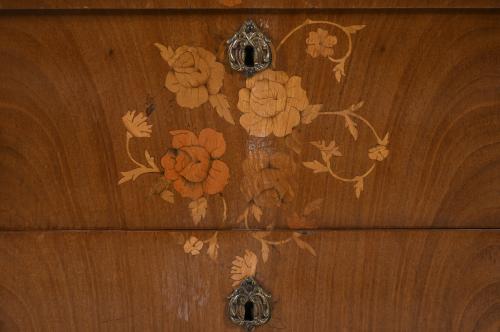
[344,25,366,34]
[350,101,365,112]
[250,204,263,222]
[144,150,158,169]
[333,62,345,82]
[379,132,390,146]
[189,197,208,225]
[354,176,364,199]
[154,43,175,66]
[335,70,342,82]
[160,190,174,204]
[301,104,323,124]
[236,207,249,224]
[118,168,155,185]
[293,233,317,256]
[207,232,219,261]
[261,241,270,263]
[209,93,235,125]
[303,160,329,173]
[311,140,342,162]
[344,115,358,140]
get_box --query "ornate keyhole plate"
[228,277,271,331]
[227,20,272,77]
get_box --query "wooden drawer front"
[1,11,499,230]
[1,4,499,331]
[1,230,499,331]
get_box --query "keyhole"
[244,45,255,67]
[244,301,254,321]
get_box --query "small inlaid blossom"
[306,28,338,58]
[368,145,389,161]
[183,236,203,255]
[122,111,152,138]
[231,250,258,286]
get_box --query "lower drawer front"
[1,231,498,331]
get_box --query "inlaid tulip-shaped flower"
[122,110,152,138]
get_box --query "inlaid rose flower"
[237,70,312,137]
[155,44,225,109]
[240,151,296,208]
[306,28,338,58]
[161,128,229,200]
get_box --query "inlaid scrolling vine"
[118,19,389,286]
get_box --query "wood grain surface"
[0,230,498,331]
[0,0,499,10]
[1,5,499,332]
[1,11,499,230]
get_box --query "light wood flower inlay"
[155,43,235,125]
[306,28,338,58]
[231,250,258,286]
[161,128,230,200]
[184,236,204,255]
[119,18,387,287]
[122,110,152,138]
[238,70,321,137]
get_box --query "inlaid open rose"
[155,44,225,109]
[237,70,311,137]
[161,128,229,200]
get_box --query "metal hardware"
[228,277,271,331]
[227,20,272,77]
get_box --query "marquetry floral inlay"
[155,43,234,125]
[238,70,322,138]
[231,250,258,286]
[118,18,390,286]
[183,236,204,255]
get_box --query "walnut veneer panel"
[0,230,499,331]
[1,12,499,230]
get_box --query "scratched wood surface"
[0,230,498,331]
[1,11,499,230]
